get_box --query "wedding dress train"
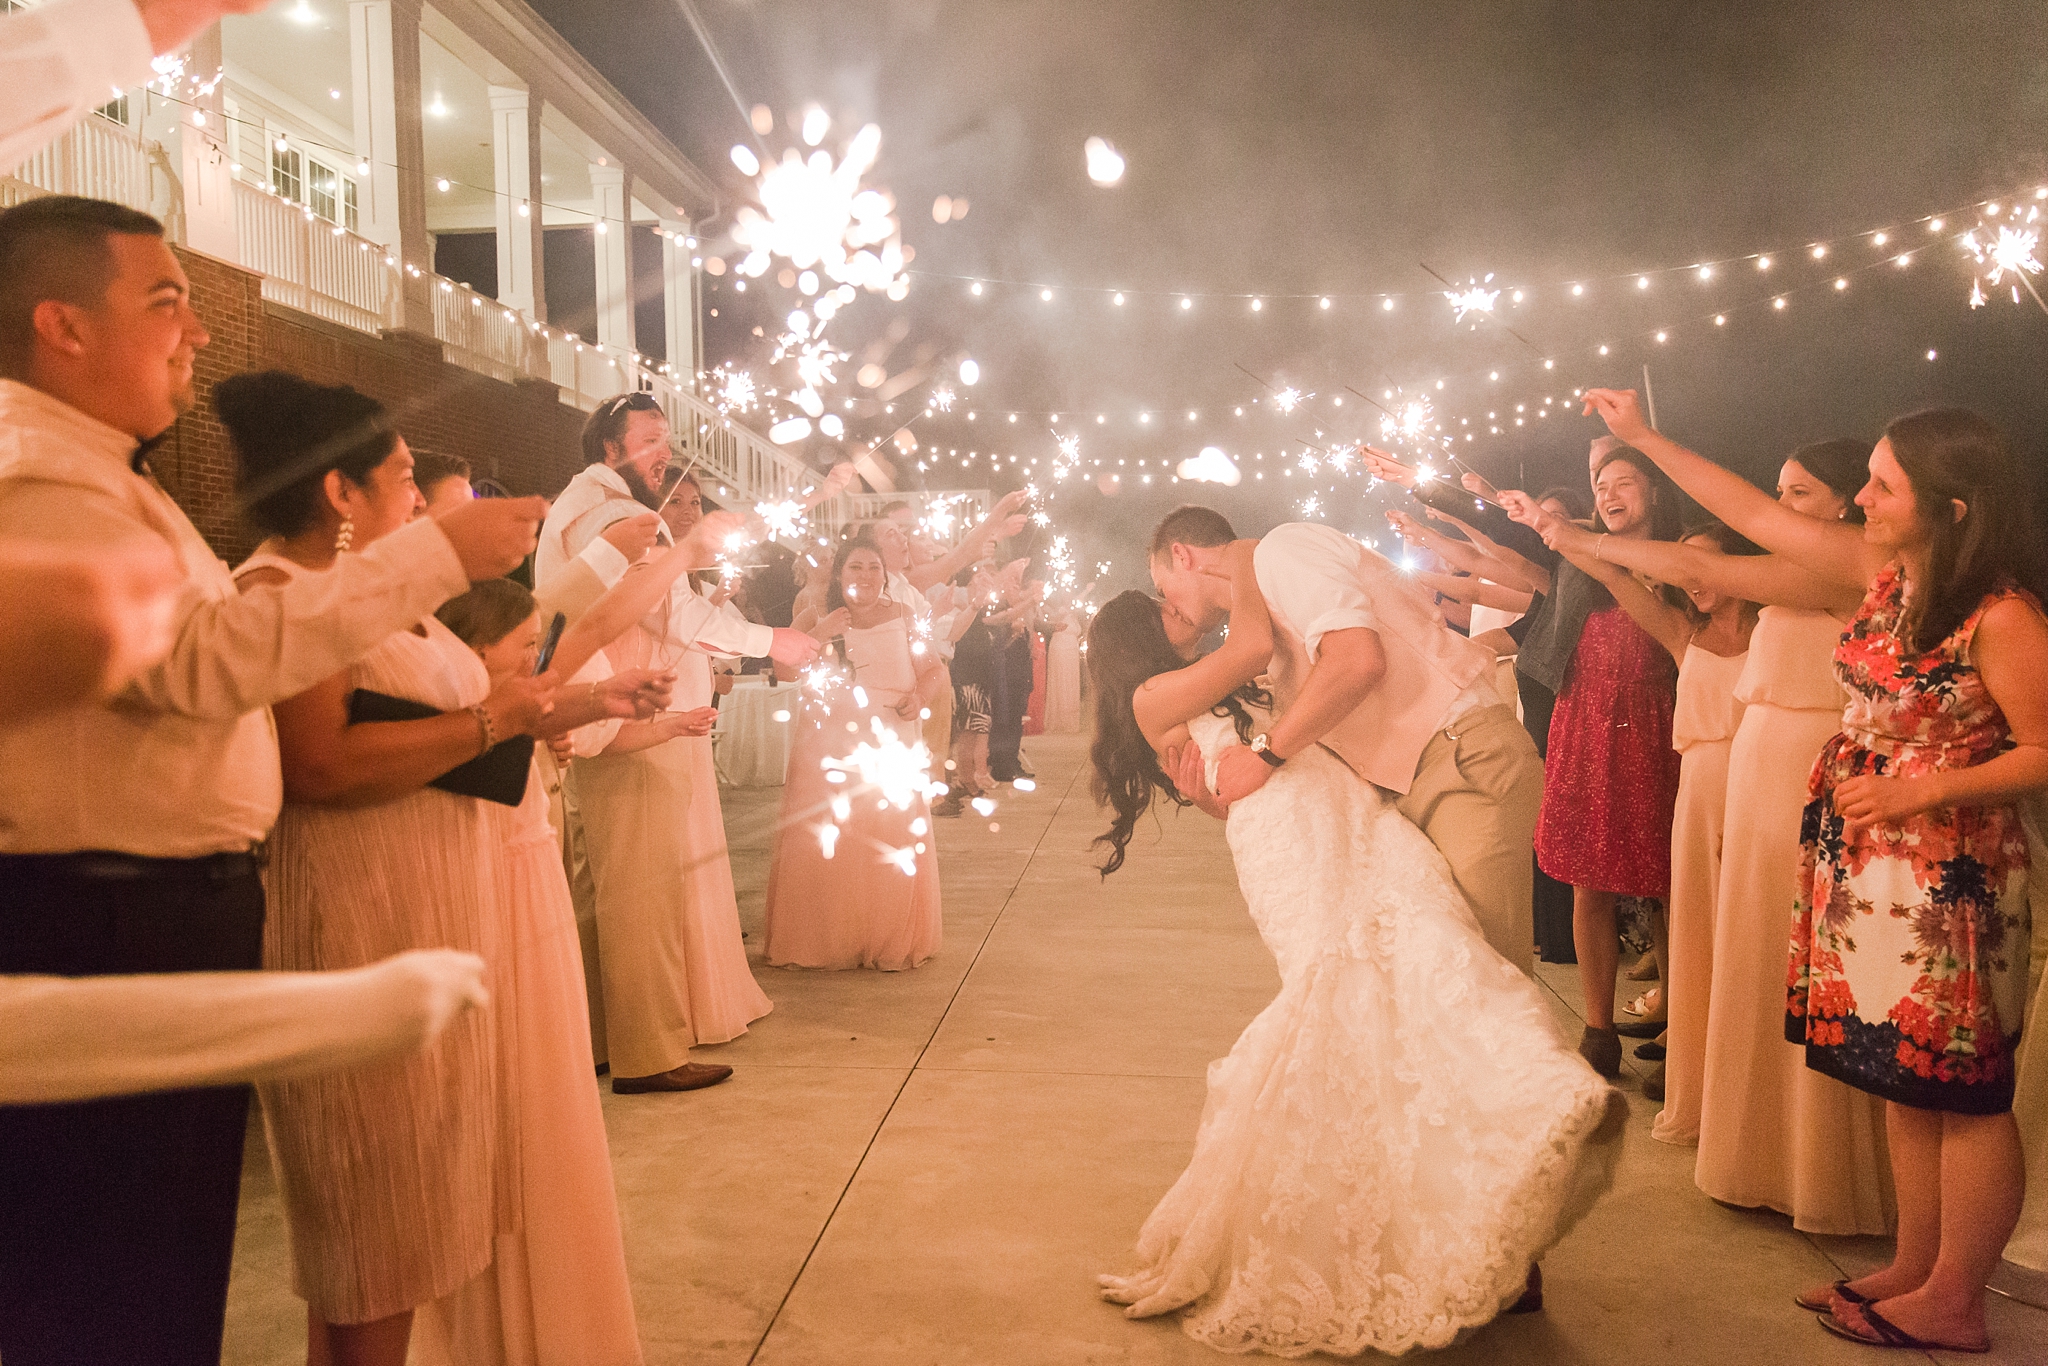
[1099,713,1621,1357]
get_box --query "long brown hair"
[1085,591,1261,877]
[1883,409,2048,652]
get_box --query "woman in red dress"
[1521,449,1683,1079]
[1581,390,2048,1356]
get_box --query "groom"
[1150,507,1544,968]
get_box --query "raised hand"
[1496,489,1544,529]
[481,669,558,738]
[599,511,662,564]
[437,496,549,580]
[809,607,854,642]
[597,666,674,719]
[768,626,823,666]
[1582,388,1654,446]
[1362,447,1416,488]
[658,705,720,739]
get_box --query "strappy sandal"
[1791,1278,1869,1313]
[1816,1302,1989,1354]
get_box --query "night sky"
[529,0,2048,582]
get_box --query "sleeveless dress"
[1650,643,1748,1147]
[1100,711,1622,1357]
[239,550,509,1324]
[1536,605,1681,896]
[763,615,943,970]
[413,758,644,1365]
[1694,606,1892,1234]
[1789,567,2038,1114]
[1044,611,1083,734]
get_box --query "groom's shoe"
[1577,1026,1622,1079]
[613,1062,733,1094]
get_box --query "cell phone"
[534,612,567,674]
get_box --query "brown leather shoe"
[612,1062,733,1094]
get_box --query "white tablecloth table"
[714,676,797,786]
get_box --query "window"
[271,143,302,201]
[307,159,337,222]
[93,95,130,128]
[343,178,359,234]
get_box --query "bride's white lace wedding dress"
[1100,712,1622,1357]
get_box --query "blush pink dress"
[763,615,943,970]
[414,757,643,1365]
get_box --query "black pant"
[0,853,266,1366]
[986,632,1033,780]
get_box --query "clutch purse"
[346,689,533,807]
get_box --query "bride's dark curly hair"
[1086,590,1263,877]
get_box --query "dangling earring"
[335,516,354,554]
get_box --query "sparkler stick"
[1641,365,1658,429]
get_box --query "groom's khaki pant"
[1389,703,1543,971]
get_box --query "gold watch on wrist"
[1249,733,1285,768]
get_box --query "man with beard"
[538,394,818,1092]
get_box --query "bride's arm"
[1132,539,1271,744]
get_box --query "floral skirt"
[1786,733,2033,1114]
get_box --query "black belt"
[0,849,266,883]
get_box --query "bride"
[1087,540,1621,1357]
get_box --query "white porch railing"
[8,112,149,209]
[232,180,395,334]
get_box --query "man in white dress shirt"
[1150,506,1544,970]
[0,194,544,1365]
[538,394,817,1093]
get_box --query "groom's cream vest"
[1258,525,1497,796]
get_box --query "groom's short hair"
[1149,506,1236,560]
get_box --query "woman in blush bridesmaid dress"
[766,537,951,970]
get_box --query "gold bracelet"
[469,703,496,752]
[1594,533,1609,562]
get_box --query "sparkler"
[1444,274,1500,326]
[1300,495,1324,518]
[712,365,758,414]
[729,122,909,298]
[1962,225,2048,314]
[1271,386,1304,415]
[930,386,957,413]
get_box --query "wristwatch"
[1249,733,1285,767]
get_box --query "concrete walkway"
[223,731,2048,1363]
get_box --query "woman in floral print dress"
[1580,390,2048,1356]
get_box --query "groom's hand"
[1214,745,1275,804]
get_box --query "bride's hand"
[1173,742,1229,819]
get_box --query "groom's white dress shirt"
[1253,522,1501,794]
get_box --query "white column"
[488,84,544,320]
[659,217,699,384]
[349,0,431,333]
[588,161,634,353]
[176,24,236,258]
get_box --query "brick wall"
[152,247,588,563]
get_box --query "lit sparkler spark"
[880,845,919,876]
[1057,433,1082,461]
[713,366,758,413]
[755,499,806,541]
[1300,495,1323,518]
[930,386,957,413]
[1031,510,1052,528]
[730,122,908,297]
[1327,443,1358,474]
[1378,398,1435,444]
[1444,274,1500,325]
[1296,450,1321,475]
[1271,386,1304,414]
[1963,225,2044,308]
[820,716,946,810]
[918,496,962,541]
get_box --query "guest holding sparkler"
[765,537,948,970]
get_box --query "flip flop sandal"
[1623,989,1661,1018]
[1816,1303,1989,1353]
[1791,1279,1868,1313]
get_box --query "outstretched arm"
[1536,509,1853,615]
[907,490,1031,591]
[1411,570,1534,616]
[1583,388,1879,588]
[1131,540,1273,743]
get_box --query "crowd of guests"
[1366,393,2048,1354]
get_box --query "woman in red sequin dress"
[1581,391,2048,1356]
